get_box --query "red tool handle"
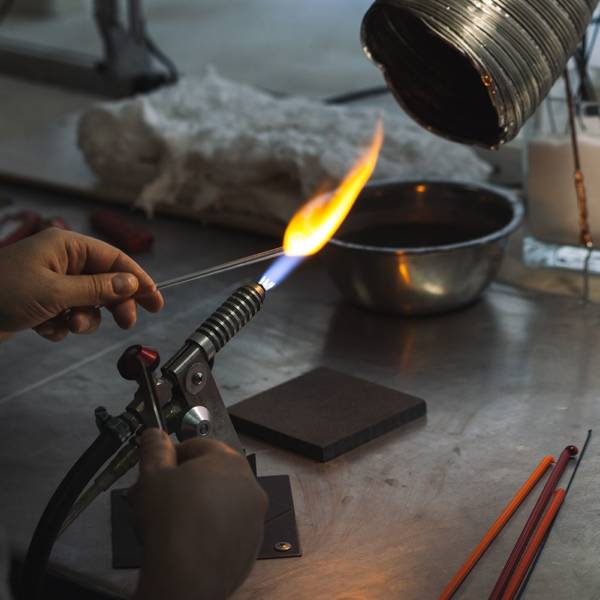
[488,445,578,600]
[39,217,71,232]
[0,211,42,248]
[91,210,154,254]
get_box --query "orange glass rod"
[438,455,555,600]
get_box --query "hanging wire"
[564,69,594,303]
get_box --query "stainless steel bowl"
[322,179,523,315]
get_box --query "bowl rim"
[327,178,524,255]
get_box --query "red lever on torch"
[117,345,160,380]
[117,345,165,431]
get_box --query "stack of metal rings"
[361,0,598,148]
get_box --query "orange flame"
[283,118,384,256]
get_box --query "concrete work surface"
[0,184,599,599]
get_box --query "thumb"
[59,272,139,307]
[139,429,177,478]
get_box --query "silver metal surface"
[322,179,523,315]
[361,0,599,147]
[194,282,266,359]
[274,541,292,553]
[1,185,600,599]
[184,331,218,365]
[161,339,244,453]
[156,248,283,291]
[185,363,207,395]
[180,406,211,439]
[191,372,204,385]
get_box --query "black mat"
[229,367,426,462]
[111,475,300,568]
[255,475,301,560]
[111,489,141,570]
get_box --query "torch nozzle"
[194,282,265,360]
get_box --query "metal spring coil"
[361,0,598,147]
[196,282,265,354]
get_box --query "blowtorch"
[20,281,270,600]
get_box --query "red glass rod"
[488,445,578,600]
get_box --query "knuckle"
[212,440,248,466]
[185,437,220,455]
[211,438,243,459]
[48,330,68,342]
[42,226,66,244]
[140,430,171,460]
[45,277,65,308]
[85,318,100,333]
[88,275,106,301]
[201,438,227,452]
[141,429,167,449]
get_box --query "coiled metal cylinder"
[193,282,265,361]
[362,0,598,148]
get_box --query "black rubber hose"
[19,431,122,600]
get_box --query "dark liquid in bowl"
[341,223,488,248]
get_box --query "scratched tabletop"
[0,183,599,600]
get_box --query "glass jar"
[522,95,600,272]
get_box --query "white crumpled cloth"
[78,68,491,230]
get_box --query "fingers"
[33,301,137,339]
[33,307,101,340]
[108,298,137,329]
[73,298,147,331]
[68,232,164,307]
[67,307,102,334]
[48,230,164,314]
[34,314,69,342]
[139,429,177,478]
[49,270,160,330]
[135,290,164,314]
[175,438,240,464]
[55,271,140,309]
